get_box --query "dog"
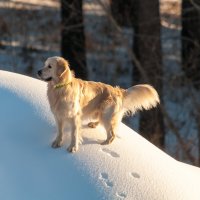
[38,56,160,153]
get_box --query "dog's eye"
[48,65,52,69]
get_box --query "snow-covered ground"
[1,70,200,200]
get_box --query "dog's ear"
[56,58,69,78]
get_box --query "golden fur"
[38,56,160,153]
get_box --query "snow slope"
[0,70,200,200]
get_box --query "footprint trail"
[100,148,120,158]
[99,172,114,188]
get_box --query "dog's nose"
[37,70,42,76]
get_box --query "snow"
[0,70,200,200]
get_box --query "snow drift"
[0,70,200,200]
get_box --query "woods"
[0,0,200,166]
[132,0,165,148]
[182,0,200,89]
[61,0,87,79]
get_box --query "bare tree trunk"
[196,115,200,166]
[110,0,134,27]
[132,0,165,148]
[182,0,200,166]
[182,0,200,89]
[61,0,87,79]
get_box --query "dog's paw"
[101,137,115,145]
[101,140,110,145]
[88,121,99,128]
[67,145,78,153]
[51,139,62,148]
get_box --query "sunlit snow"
[0,70,200,200]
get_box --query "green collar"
[54,82,71,89]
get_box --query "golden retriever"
[38,56,160,153]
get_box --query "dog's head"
[38,56,72,83]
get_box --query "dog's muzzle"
[45,77,52,81]
[37,70,52,81]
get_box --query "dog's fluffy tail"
[123,84,160,115]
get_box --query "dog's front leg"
[52,118,64,148]
[67,114,81,153]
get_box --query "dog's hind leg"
[52,118,64,148]
[88,121,99,128]
[101,128,116,145]
[87,112,100,128]
[101,106,123,145]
